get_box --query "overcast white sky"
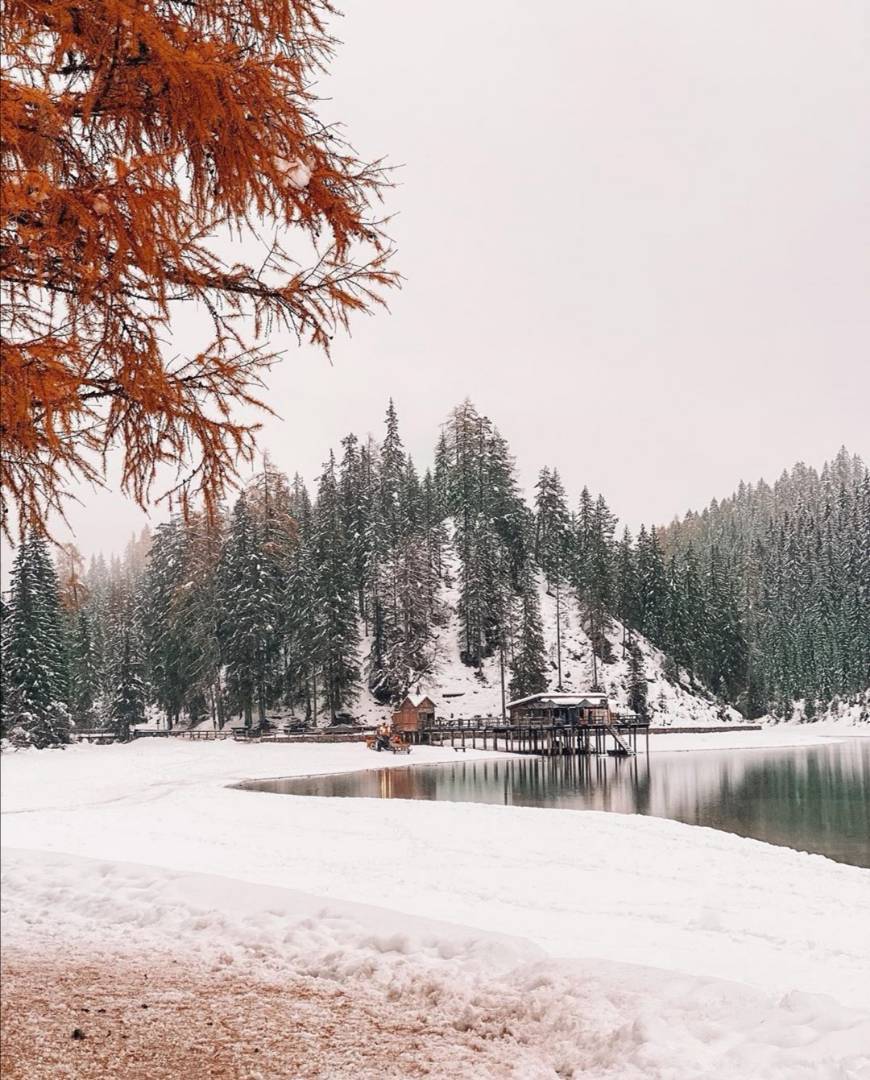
[30,0,870,559]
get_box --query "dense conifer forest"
[2,401,868,746]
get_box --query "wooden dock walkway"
[413,718,649,757]
[86,721,758,751]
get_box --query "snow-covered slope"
[764,689,870,729]
[352,542,741,728]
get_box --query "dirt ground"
[0,948,551,1080]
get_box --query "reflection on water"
[240,740,870,868]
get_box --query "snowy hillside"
[351,540,741,728]
[764,689,870,728]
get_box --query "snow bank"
[646,726,863,753]
[763,690,870,729]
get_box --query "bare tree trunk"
[555,576,563,691]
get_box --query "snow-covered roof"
[404,693,434,708]
[507,692,609,709]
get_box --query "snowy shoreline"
[3,735,869,1078]
[224,726,864,791]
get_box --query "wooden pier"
[409,717,650,757]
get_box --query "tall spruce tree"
[535,468,570,589]
[68,609,100,728]
[312,454,360,719]
[140,518,191,728]
[110,630,146,740]
[3,533,71,746]
[509,573,548,700]
[217,493,275,727]
[627,639,649,721]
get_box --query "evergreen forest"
[2,401,868,746]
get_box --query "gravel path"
[0,947,558,1080]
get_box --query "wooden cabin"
[506,692,613,727]
[391,693,437,734]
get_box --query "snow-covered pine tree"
[311,453,360,720]
[68,609,100,728]
[372,534,442,703]
[81,554,112,711]
[284,528,319,721]
[338,434,373,630]
[441,403,521,672]
[365,403,407,690]
[403,455,424,537]
[509,570,547,700]
[140,518,193,729]
[535,468,570,589]
[289,473,313,533]
[421,469,449,618]
[54,542,101,728]
[534,469,573,686]
[217,493,277,727]
[584,494,617,662]
[246,461,296,708]
[487,430,531,587]
[626,638,649,722]
[573,486,595,600]
[432,429,452,520]
[172,509,228,728]
[635,525,669,645]
[110,630,146,740]
[614,527,638,654]
[701,545,746,701]
[379,398,405,548]
[2,532,71,747]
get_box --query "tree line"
[2,402,867,746]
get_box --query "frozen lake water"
[241,738,870,868]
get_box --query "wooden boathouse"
[391,693,437,735]
[404,691,649,757]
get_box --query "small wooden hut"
[391,693,436,734]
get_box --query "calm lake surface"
[241,740,870,868]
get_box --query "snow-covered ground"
[647,724,869,752]
[3,737,869,1078]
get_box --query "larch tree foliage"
[1,0,396,536]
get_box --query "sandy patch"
[0,946,550,1080]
